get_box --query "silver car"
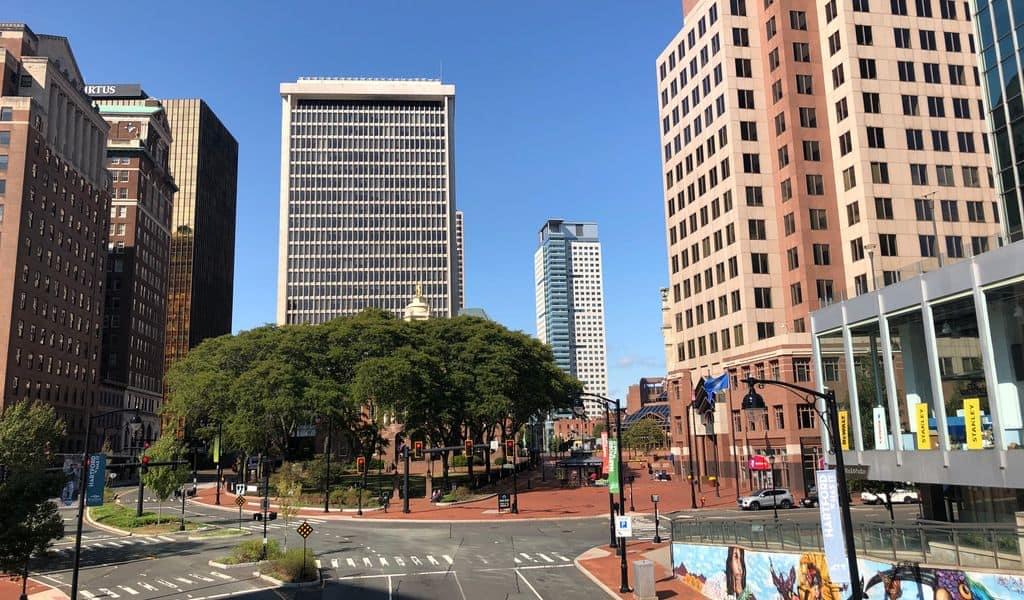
[737,488,795,510]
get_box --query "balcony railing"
[671,517,1024,571]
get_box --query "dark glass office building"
[977,0,1024,241]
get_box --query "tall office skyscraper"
[0,24,111,451]
[161,99,238,372]
[455,209,465,309]
[976,0,1024,242]
[90,90,176,446]
[534,220,608,420]
[656,0,1003,495]
[277,78,460,324]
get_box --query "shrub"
[231,538,282,564]
[494,457,506,466]
[348,459,384,471]
[270,548,317,583]
[441,486,472,503]
[452,455,477,467]
[329,486,379,508]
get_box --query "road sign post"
[296,520,313,582]
[235,494,245,532]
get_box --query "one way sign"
[615,515,633,538]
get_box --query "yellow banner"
[964,398,983,450]
[838,410,850,451]
[915,403,931,450]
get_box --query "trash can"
[632,559,656,600]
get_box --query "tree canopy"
[0,401,66,574]
[623,417,668,451]
[163,311,580,460]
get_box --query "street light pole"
[766,432,778,522]
[323,416,332,513]
[741,377,861,600]
[652,494,662,544]
[604,406,616,548]
[70,408,141,600]
[215,422,223,506]
[685,405,697,509]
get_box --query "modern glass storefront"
[811,241,1024,521]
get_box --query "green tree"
[591,422,606,440]
[623,417,667,453]
[271,462,305,544]
[0,401,66,580]
[142,434,188,523]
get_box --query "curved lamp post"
[740,376,861,600]
[71,408,143,599]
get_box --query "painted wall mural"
[672,542,1024,600]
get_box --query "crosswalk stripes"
[79,571,240,600]
[315,550,575,574]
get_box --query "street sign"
[235,495,246,507]
[490,439,499,452]
[296,521,313,539]
[295,424,317,438]
[235,483,245,496]
[844,464,870,481]
[498,493,511,511]
[747,455,771,471]
[615,515,633,538]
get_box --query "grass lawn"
[90,503,201,534]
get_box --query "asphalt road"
[32,485,922,600]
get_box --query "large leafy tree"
[0,401,66,577]
[623,417,667,453]
[141,434,188,523]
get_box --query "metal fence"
[672,517,1024,571]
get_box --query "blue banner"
[85,454,106,507]
[815,469,852,591]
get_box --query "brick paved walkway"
[575,541,706,599]
[0,574,66,600]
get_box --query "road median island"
[88,503,203,536]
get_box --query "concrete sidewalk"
[194,464,741,522]
[575,541,705,600]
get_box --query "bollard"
[632,559,656,600]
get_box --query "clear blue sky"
[11,1,684,400]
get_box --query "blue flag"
[704,373,729,396]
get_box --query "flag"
[704,373,729,396]
[693,377,712,415]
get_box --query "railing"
[671,517,1024,571]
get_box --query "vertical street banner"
[915,402,931,449]
[872,406,889,450]
[608,439,620,494]
[964,398,983,450]
[601,431,609,475]
[85,454,107,507]
[213,434,221,464]
[838,410,850,451]
[815,469,852,591]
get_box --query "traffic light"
[356,456,366,472]
[141,454,151,474]
[413,441,423,459]
[465,439,473,453]
[505,439,515,456]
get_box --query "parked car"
[860,488,919,504]
[737,488,795,510]
[801,486,818,508]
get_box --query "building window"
[752,253,769,274]
[796,75,813,94]
[874,197,894,219]
[812,243,831,265]
[0,108,11,122]
[793,359,811,382]
[870,162,890,184]
[754,287,772,308]
[789,10,807,29]
[757,322,776,340]
[847,202,860,225]
[816,279,835,303]
[791,282,803,305]
[919,234,937,257]
[806,174,824,195]
[799,107,817,127]
[945,235,964,258]
[809,208,828,230]
[879,233,898,256]
[797,405,817,429]
[774,406,786,429]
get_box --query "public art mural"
[672,542,1024,599]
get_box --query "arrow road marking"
[363,557,373,567]
[410,556,422,565]
[378,557,389,566]
[426,555,439,565]
[347,558,356,567]
[394,557,405,567]
[331,559,339,568]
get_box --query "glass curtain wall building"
[976,0,1024,242]
[277,78,460,324]
[811,241,1024,522]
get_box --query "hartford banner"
[815,469,851,592]
[608,439,620,494]
[85,453,107,507]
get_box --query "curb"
[574,552,621,600]
[254,569,321,588]
[209,559,260,569]
[434,493,497,507]
[84,508,133,537]
[189,528,251,541]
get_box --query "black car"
[801,486,818,508]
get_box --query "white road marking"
[515,569,544,599]
[410,556,422,565]
[157,536,175,542]
[514,557,522,564]
[97,588,120,598]
[174,577,193,584]
[79,592,96,599]
[347,558,356,567]
[519,552,534,562]
[209,572,232,581]
[138,582,158,591]
[394,557,405,566]
[118,585,139,595]
[190,573,215,582]
[331,558,340,568]
[379,556,389,566]
[387,575,393,599]
[443,555,453,565]
[426,555,439,565]
[552,553,570,562]
[476,555,489,564]
[536,553,554,563]
[363,557,373,567]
